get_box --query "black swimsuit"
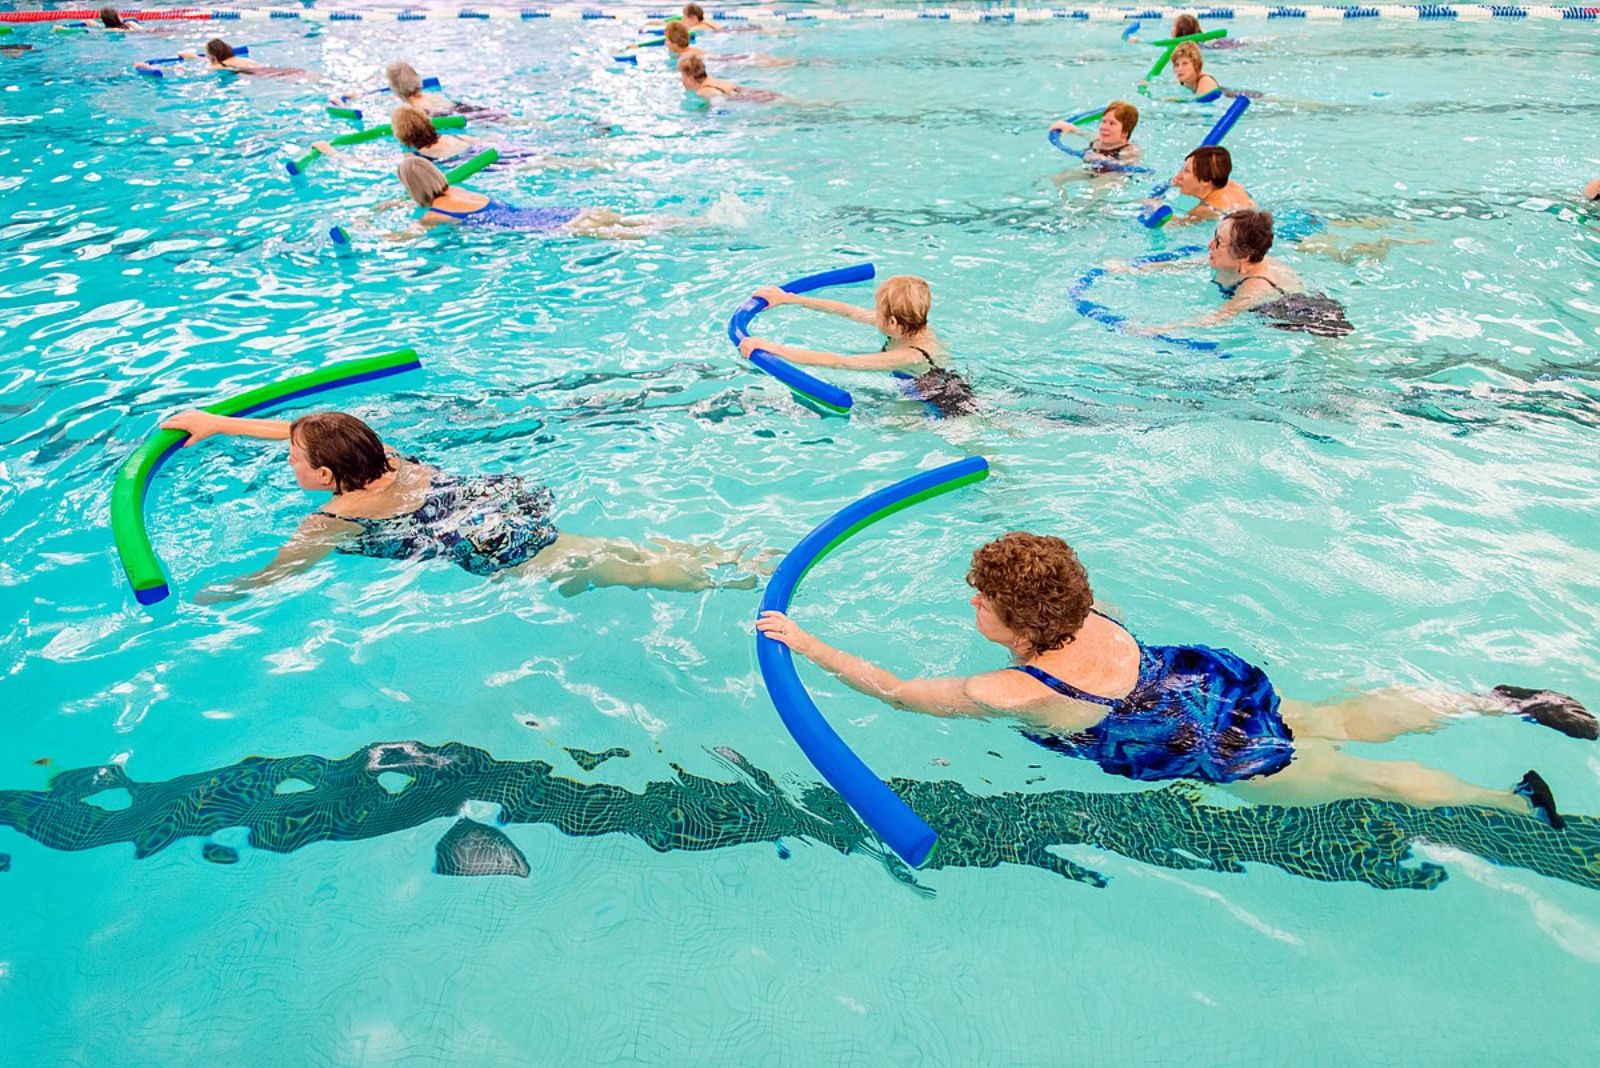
[1218,275,1353,338]
[883,342,979,417]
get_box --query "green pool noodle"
[111,348,423,605]
[287,114,467,175]
[1145,28,1229,80]
[444,148,499,185]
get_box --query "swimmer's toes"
[1493,685,1598,741]
[1514,770,1566,830]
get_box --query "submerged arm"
[737,336,921,371]
[196,514,350,604]
[755,611,1000,718]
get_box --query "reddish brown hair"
[290,412,391,493]
[1172,14,1202,37]
[967,533,1095,653]
[1188,145,1232,188]
[1105,99,1139,137]
[665,21,692,47]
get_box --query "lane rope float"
[727,262,875,417]
[111,348,422,605]
[757,455,991,868]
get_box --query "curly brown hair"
[966,532,1094,653]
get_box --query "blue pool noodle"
[757,456,992,868]
[728,263,876,415]
[1047,127,1153,175]
[1121,21,1142,41]
[1139,96,1250,227]
[1068,246,1226,355]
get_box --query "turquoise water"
[3,10,1599,1065]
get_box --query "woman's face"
[287,435,336,492]
[679,68,699,89]
[1173,156,1207,197]
[970,592,1018,648]
[1097,111,1127,145]
[1173,54,1199,87]
[1209,219,1241,270]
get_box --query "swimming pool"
[2,5,1598,1064]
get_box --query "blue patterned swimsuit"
[324,465,558,577]
[1012,614,1294,784]
[429,200,581,232]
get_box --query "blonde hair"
[397,155,448,207]
[1171,41,1204,72]
[1106,99,1139,136]
[876,275,932,334]
[386,60,422,100]
[664,21,691,48]
[678,53,707,82]
[391,104,438,150]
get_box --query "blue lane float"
[1139,95,1251,228]
[728,263,875,417]
[1069,246,1228,356]
[757,456,991,868]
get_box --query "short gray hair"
[386,60,422,99]
[397,155,448,207]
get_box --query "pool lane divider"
[1138,95,1251,228]
[727,263,873,417]
[1069,246,1230,356]
[287,112,466,176]
[329,147,499,245]
[757,455,991,868]
[112,349,422,606]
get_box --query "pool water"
[2,9,1599,1065]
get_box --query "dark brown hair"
[1172,14,1202,38]
[100,7,127,28]
[205,38,234,63]
[967,533,1095,654]
[678,53,707,82]
[1224,210,1275,263]
[1188,145,1232,188]
[391,105,439,150]
[1105,99,1139,137]
[665,21,692,47]
[290,412,391,493]
[684,3,705,19]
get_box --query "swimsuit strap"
[1008,665,1119,707]
[427,199,493,220]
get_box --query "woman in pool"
[1166,13,1241,48]
[99,7,140,30]
[678,4,719,32]
[1048,100,1142,169]
[312,105,480,168]
[137,39,302,77]
[394,156,665,237]
[1164,41,1222,99]
[735,274,977,417]
[159,409,763,600]
[677,55,779,103]
[1158,145,1255,226]
[664,21,705,65]
[757,531,1593,826]
[1129,210,1354,337]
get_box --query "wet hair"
[205,39,234,64]
[684,4,705,20]
[966,533,1095,654]
[1105,100,1139,137]
[397,154,449,207]
[664,21,692,48]
[289,412,391,493]
[1223,209,1275,263]
[678,54,707,83]
[386,60,422,100]
[1172,41,1204,72]
[875,275,932,334]
[100,7,127,28]
[391,105,439,150]
[1187,145,1232,188]
[1172,13,1202,38]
